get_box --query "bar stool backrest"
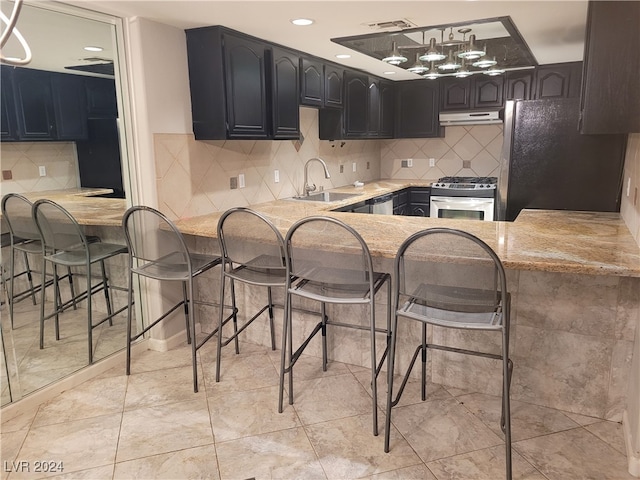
[395,228,506,315]
[32,199,89,253]
[122,206,192,278]
[285,216,374,290]
[2,194,39,242]
[217,207,286,271]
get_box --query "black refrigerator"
[497,98,627,221]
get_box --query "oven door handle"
[430,196,494,207]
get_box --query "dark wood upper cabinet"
[343,71,369,138]
[580,0,640,134]
[440,76,503,110]
[379,80,395,138]
[533,62,582,99]
[299,57,323,107]
[505,70,534,101]
[12,68,56,140]
[223,33,270,138]
[271,47,300,139]
[51,73,88,141]
[1,66,19,141]
[395,81,441,138]
[85,77,117,119]
[324,65,343,108]
[367,78,380,137]
[440,78,471,111]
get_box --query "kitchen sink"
[290,191,360,202]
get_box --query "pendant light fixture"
[419,37,446,62]
[382,41,408,65]
[472,54,497,68]
[455,58,472,78]
[438,49,461,71]
[458,34,485,60]
[423,61,440,80]
[407,53,428,74]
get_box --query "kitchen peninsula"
[174,180,640,427]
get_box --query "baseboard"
[623,410,640,477]
[146,323,201,352]
[1,339,149,422]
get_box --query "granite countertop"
[19,188,127,227]
[174,180,640,278]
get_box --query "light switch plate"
[39,166,46,177]
[352,162,357,172]
[274,170,280,183]
[238,173,245,188]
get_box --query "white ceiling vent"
[364,19,416,31]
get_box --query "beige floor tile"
[1,408,37,433]
[127,343,195,374]
[32,375,127,427]
[514,427,635,480]
[117,398,213,463]
[208,385,301,442]
[113,444,219,480]
[389,397,503,463]
[584,420,627,455]
[289,373,372,426]
[215,427,326,480]
[38,465,114,480]
[562,410,606,426]
[10,413,121,479]
[458,392,580,442]
[358,464,437,480]
[427,444,546,480]
[202,352,280,397]
[1,429,29,480]
[124,364,204,411]
[267,349,351,379]
[305,414,422,479]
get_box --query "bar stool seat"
[384,227,513,480]
[33,199,128,364]
[279,215,392,436]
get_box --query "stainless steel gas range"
[430,176,497,221]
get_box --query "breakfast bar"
[174,181,640,423]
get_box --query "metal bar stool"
[33,199,129,364]
[384,227,513,480]
[122,205,236,393]
[279,215,392,436]
[215,207,289,382]
[2,194,78,328]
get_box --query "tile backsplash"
[0,142,79,194]
[155,107,381,219]
[381,124,504,180]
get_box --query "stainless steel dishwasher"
[368,193,394,215]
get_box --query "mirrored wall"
[0,2,133,406]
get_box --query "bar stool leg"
[39,256,47,349]
[321,302,327,372]
[183,282,191,345]
[87,262,94,364]
[188,277,199,392]
[53,264,60,340]
[369,301,379,436]
[230,278,239,354]
[267,287,276,350]
[278,289,291,413]
[100,259,114,326]
[68,267,78,310]
[421,323,427,401]
[23,251,36,305]
[384,310,400,453]
[126,267,134,376]
[216,269,227,383]
[9,246,16,329]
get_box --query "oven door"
[429,196,495,221]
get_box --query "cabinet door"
[0,66,19,141]
[473,76,504,108]
[580,1,640,134]
[379,81,395,138]
[395,81,441,138]
[324,66,343,108]
[272,48,300,139]
[367,78,380,137]
[85,77,117,119]
[440,77,471,111]
[343,71,369,138]
[534,62,582,99]
[300,57,323,107]
[13,68,55,140]
[505,70,534,100]
[223,33,269,138]
[51,73,88,141]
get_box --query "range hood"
[439,110,502,126]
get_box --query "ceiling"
[2,1,588,81]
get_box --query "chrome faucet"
[303,157,331,195]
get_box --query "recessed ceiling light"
[383,71,396,75]
[84,46,103,52]
[335,54,351,59]
[291,18,314,26]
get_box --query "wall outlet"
[352,162,357,172]
[2,170,12,180]
[274,169,280,183]
[238,173,245,188]
[340,165,344,173]
[407,158,413,167]
[230,177,238,189]
[39,166,46,177]
[366,161,370,170]
[429,158,435,167]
